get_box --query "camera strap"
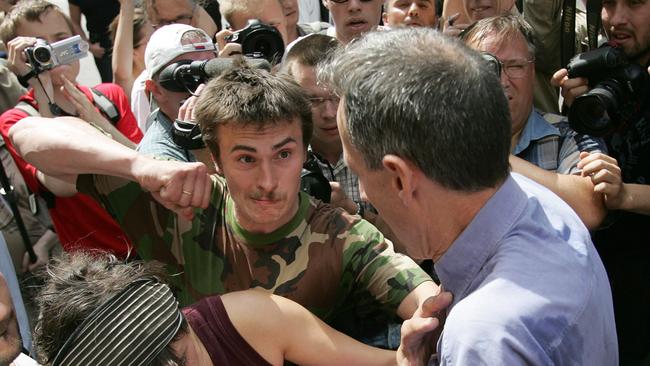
[561,0,577,67]
[561,0,602,67]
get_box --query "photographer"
[0,0,142,259]
[135,23,217,171]
[216,0,288,61]
[552,0,650,363]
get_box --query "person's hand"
[397,291,453,366]
[178,83,205,122]
[134,158,212,220]
[21,229,57,273]
[6,36,54,91]
[60,74,105,122]
[89,42,106,58]
[329,182,358,214]
[441,13,470,38]
[551,68,589,107]
[578,151,627,210]
[215,29,242,58]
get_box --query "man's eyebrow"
[231,145,257,153]
[229,137,297,153]
[272,137,297,150]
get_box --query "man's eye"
[238,156,255,163]
[278,150,291,159]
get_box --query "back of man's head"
[319,27,511,191]
[0,0,73,45]
[460,14,536,59]
[283,34,340,73]
[34,252,187,366]
[194,60,313,159]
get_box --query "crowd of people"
[0,0,648,365]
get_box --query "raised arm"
[9,116,211,215]
[111,0,136,97]
[222,290,397,366]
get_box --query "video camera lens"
[32,46,52,64]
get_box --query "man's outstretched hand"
[397,290,453,366]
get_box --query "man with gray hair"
[461,15,607,230]
[319,27,617,364]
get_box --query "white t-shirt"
[130,70,152,133]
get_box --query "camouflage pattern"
[78,174,432,324]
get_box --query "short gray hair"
[461,15,536,59]
[318,27,511,191]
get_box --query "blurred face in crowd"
[468,31,535,139]
[215,120,306,233]
[15,9,79,88]
[228,0,289,45]
[323,0,383,44]
[280,0,300,30]
[0,273,22,365]
[150,0,197,29]
[290,63,341,150]
[383,0,438,28]
[602,0,650,65]
[462,0,514,21]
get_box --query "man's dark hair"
[283,34,340,72]
[319,27,511,192]
[0,0,75,45]
[194,59,313,159]
[33,252,188,366]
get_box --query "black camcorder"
[24,35,88,74]
[225,19,285,64]
[566,46,648,136]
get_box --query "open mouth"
[347,19,368,30]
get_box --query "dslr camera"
[300,152,331,203]
[566,45,648,136]
[225,19,284,64]
[24,35,88,74]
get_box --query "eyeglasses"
[308,95,340,108]
[481,52,534,79]
[152,4,197,29]
[329,0,376,3]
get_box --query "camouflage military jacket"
[78,174,431,323]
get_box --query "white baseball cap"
[144,24,216,79]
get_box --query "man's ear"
[382,11,388,25]
[382,154,418,206]
[322,0,330,10]
[145,79,164,102]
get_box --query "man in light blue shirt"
[320,27,618,365]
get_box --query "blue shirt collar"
[434,174,527,307]
[512,110,560,155]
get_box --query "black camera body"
[566,46,648,136]
[225,19,284,64]
[300,152,331,203]
[24,35,88,74]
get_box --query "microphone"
[158,57,272,92]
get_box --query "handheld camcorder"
[169,58,272,150]
[566,46,648,136]
[224,19,285,64]
[24,35,88,74]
